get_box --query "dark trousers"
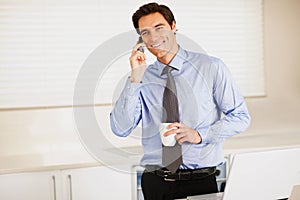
[141,170,218,200]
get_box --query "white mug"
[159,123,177,146]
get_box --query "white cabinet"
[61,166,131,200]
[0,165,131,200]
[0,170,61,200]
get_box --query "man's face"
[138,12,177,61]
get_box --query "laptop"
[188,148,300,200]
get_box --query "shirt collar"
[151,46,187,76]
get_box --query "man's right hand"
[129,43,147,83]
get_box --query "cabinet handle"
[67,174,73,200]
[52,176,57,200]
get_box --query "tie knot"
[161,65,173,76]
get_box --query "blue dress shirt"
[110,46,250,169]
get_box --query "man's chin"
[150,48,168,58]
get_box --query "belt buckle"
[178,171,191,180]
[163,170,176,181]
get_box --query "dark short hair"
[132,2,176,34]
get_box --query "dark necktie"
[162,65,183,173]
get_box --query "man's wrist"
[129,76,142,83]
[194,130,202,144]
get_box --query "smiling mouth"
[150,41,164,48]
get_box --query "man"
[110,2,250,200]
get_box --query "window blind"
[0,0,264,109]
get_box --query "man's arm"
[199,59,251,144]
[110,42,147,137]
[110,79,142,137]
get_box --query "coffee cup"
[159,123,177,146]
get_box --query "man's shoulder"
[184,49,221,64]
[182,49,224,73]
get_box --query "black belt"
[145,166,216,182]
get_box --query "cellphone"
[137,36,144,53]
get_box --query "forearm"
[110,78,142,137]
[199,101,250,144]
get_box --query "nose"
[148,30,160,43]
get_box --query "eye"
[140,30,149,37]
[156,26,164,31]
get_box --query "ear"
[171,21,177,33]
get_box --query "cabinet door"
[62,166,131,200]
[0,171,60,200]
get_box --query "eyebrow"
[154,23,166,28]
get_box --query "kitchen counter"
[222,131,300,154]
[0,131,299,175]
[0,149,98,175]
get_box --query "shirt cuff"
[197,126,211,144]
[124,77,143,96]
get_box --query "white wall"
[244,0,300,135]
